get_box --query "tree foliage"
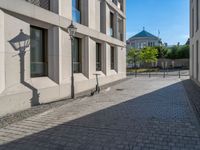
[139,47,158,63]
[127,48,140,67]
[166,45,189,59]
[154,46,168,58]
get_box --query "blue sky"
[126,0,189,45]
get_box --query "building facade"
[0,0,126,116]
[190,0,200,85]
[127,29,161,50]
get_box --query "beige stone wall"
[0,10,5,93]
[157,59,189,68]
[0,0,126,116]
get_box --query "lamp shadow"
[9,29,40,106]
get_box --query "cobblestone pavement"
[0,78,128,129]
[0,77,200,150]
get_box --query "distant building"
[127,29,162,50]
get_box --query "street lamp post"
[67,22,77,99]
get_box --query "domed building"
[127,29,162,50]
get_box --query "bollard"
[163,69,166,78]
[179,69,181,78]
[135,68,137,78]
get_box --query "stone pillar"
[60,29,71,82]
[58,0,72,20]
[81,0,89,26]
[95,0,101,32]
[82,36,96,79]
[102,42,110,75]
[100,1,110,35]
[123,0,126,14]
[88,0,96,30]
[123,18,126,42]
[0,10,5,93]
[48,27,60,84]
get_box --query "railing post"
[163,63,166,78]
[135,68,137,78]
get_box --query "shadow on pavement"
[0,81,200,150]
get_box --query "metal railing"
[26,0,50,10]
[127,66,189,78]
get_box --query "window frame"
[72,37,82,73]
[110,46,115,70]
[96,43,102,71]
[30,25,48,78]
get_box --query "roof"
[129,30,159,40]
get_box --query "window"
[96,43,102,71]
[72,0,81,23]
[132,42,135,48]
[30,26,48,77]
[72,37,82,73]
[197,0,199,31]
[110,12,114,37]
[111,46,115,70]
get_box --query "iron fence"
[127,67,189,78]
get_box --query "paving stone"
[0,77,200,149]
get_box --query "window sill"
[74,73,88,81]
[110,70,117,75]
[30,77,58,89]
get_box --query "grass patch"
[127,68,160,73]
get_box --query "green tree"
[166,46,178,59]
[166,45,189,59]
[127,48,140,68]
[154,46,168,58]
[139,47,158,63]
[176,45,189,59]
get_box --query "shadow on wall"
[0,80,198,149]
[9,29,40,106]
